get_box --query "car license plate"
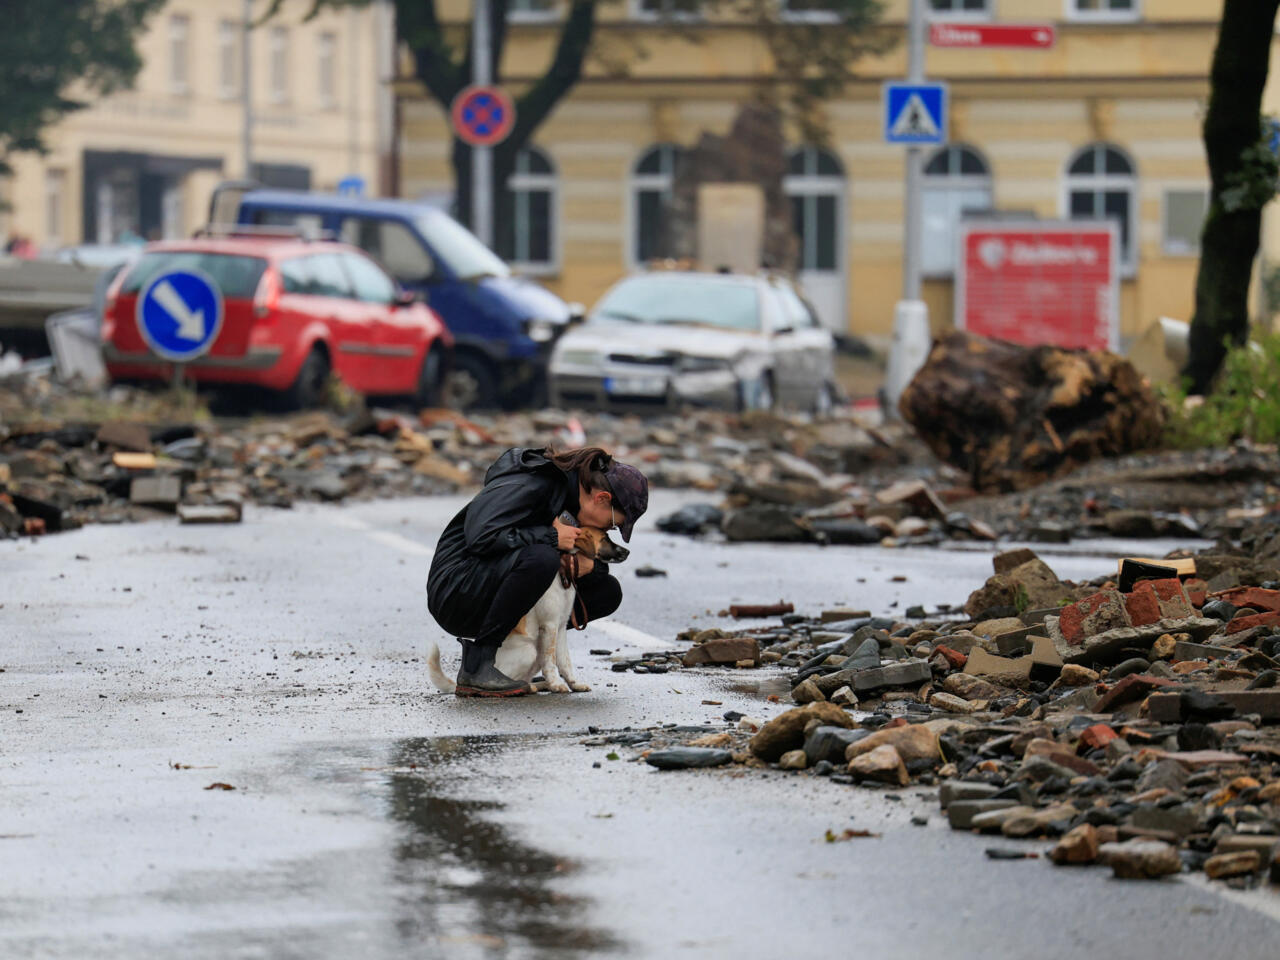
[604,375,667,396]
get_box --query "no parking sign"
[450,85,516,147]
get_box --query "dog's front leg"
[555,621,590,692]
[538,621,571,694]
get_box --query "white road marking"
[366,530,434,558]
[589,618,674,650]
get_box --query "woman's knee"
[518,543,562,580]
[582,574,622,619]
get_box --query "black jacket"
[427,447,577,638]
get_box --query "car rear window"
[119,252,268,299]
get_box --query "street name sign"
[929,23,1056,49]
[883,82,948,145]
[137,269,224,363]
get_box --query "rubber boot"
[455,640,526,698]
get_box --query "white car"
[549,271,837,412]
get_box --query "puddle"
[379,735,623,957]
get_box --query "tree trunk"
[1184,0,1280,394]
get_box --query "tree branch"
[396,0,465,106]
[509,0,596,147]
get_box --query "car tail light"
[254,268,281,319]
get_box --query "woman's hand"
[552,518,578,552]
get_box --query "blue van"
[208,183,578,408]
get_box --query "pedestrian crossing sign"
[883,82,948,145]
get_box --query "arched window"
[498,146,557,272]
[923,143,992,275]
[630,144,683,265]
[1065,142,1136,271]
[784,146,845,330]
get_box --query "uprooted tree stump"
[898,332,1167,492]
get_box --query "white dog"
[426,526,628,694]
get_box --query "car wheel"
[414,346,444,409]
[285,345,330,410]
[441,353,497,411]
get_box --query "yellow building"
[399,0,1221,347]
[1,0,394,251]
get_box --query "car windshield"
[119,251,268,299]
[592,276,760,332]
[415,211,510,281]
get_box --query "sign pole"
[471,0,493,248]
[903,0,925,301]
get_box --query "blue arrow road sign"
[883,82,948,145]
[137,269,224,363]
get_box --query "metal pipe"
[472,0,493,247]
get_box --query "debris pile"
[609,547,1280,888]
[0,374,926,538]
[898,331,1167,492]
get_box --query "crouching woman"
[427,445,648,697]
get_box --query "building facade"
[2,0,394,251]
[399,0,1223,346]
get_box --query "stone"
[942,673,1003,701]
[791,678,826,704]
[938,781,1001,806]
[993,548,1040,574]
[177,503,242,524]
[929,691,984,714]
[656,503,723,535]
[1058,590,1132,646]
[970,804,1037,833]
[1258,782,1280,804]
[1079,723,1119,751]
[1108,658,1151,681]
[844,636,882,671]
[1214,835,1280,857]
[1093,674,1178,713]
[722,505,810,542]
[778,749,808,770]
[687,732,733,748]
[1151,633,1178,660]
[829,686,858,707]
[1006,558,1071,610]
[1028,635,1064,682]
[129,474,181,507]
[95,420,152,452]
[1130,803,1203,838]
[803,725,870,765]
[1171,639,1231,662]
[645,747,734,770]
[821,608,871,623]
[1204,851,1262,879]
[935,645,968,670]
[964,574,1017,620]
[845,723,941,765]
[1056,664,1100,687]
[1098,839,1183,879]
[1051,823,1100,865]
[850,744,908,786]
[851,659,932,693]
[1134,759,1189,794]
[1002,802,1078,838]
[972,617,1027,640]
[1022,739,1100,777]
[947,799,1020,830]
[750,703,853,761]
[963,648,1033,686]
[683,637,761,667]
[1149,690,1280,723]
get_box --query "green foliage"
[0,0,163,174]
[1219,119,1280,213]
[1162,333,1280,447]
[1013,583,1030,615]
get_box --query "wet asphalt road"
[3,491,1279,959]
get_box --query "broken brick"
[1058,590,1131,646]
[1124,590,1162,628]
[683,637,761,667]
[1093,673,1179,713]
[1224,611,1280,634]
[1080,724,1119,751]
[935,645,968,670]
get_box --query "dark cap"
[604,461,648,543]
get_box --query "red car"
[101,235,451,407]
